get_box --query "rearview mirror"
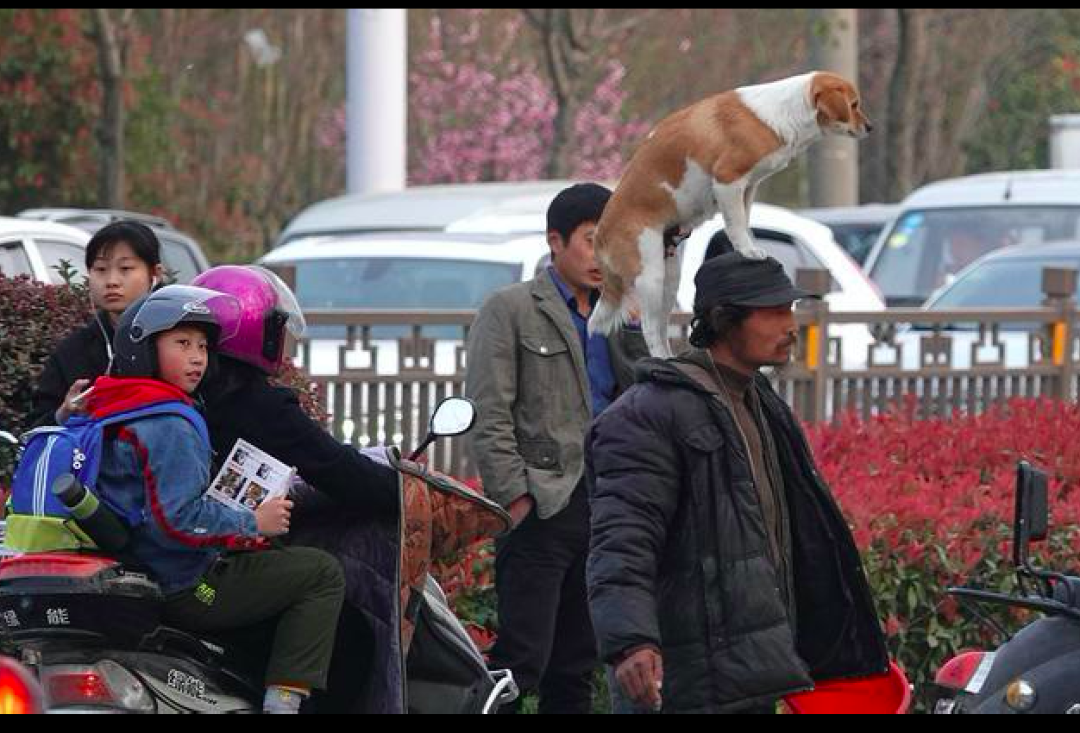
[408,397,478,462]
[1014,461,1050,568]
[430,397,477,438]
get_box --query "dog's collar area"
[664,226,691,248]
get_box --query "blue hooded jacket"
[90,376,262,594]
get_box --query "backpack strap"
[97,402,210,450]
[94,402,209,527]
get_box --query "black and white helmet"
[111,285,241,378]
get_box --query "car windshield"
[929,257,1080,310]
[871,207,1080,305]
[293,257,522,310]
[829,223,884,265]
[160,238,201,284]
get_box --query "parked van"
[275,181,574,248]
[864,170,1080,306]
[453,197,884,367]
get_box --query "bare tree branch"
[89,8,126,207]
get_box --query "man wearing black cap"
[466,183,648,713]
[586,250,888,714]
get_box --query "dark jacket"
[199,357,399,516]
[199,357,406,713]
[91,377,261,595]
[586,354,888,714]
[29,312,114,428]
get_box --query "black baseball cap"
[694,252,818,311]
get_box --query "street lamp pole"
[346,8,408,196]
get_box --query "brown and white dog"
[590,71,872,357]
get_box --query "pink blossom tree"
[318,10,649,185]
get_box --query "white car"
[19,208,211,283]
[891,240,1080,370]
[259,231,550,376]
[265,195,884,376]
[0,217,91,285]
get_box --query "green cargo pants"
[163,546,346,691]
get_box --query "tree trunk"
[885,8,929,202]
[546,95,580,179]
[90,9,125,208]
[526,8,647,180]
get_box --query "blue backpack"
[5,402,208,553]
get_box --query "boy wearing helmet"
[89,285,345,715]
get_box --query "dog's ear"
[814,85,852,127]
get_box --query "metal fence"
[277,267,1080,475]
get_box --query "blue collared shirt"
[547,267,616,416]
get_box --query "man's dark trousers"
[491,483,595,714]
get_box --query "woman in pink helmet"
[193,265,403,712]
[193,265,399,514]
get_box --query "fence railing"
[276,266,1080,475]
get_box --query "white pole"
[808,8,860,207]
[1050,115,1080,169]
[346,8,407,195]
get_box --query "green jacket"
[465,271,648,518]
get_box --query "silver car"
[893,241,1080,370]
[865,170,1080,307]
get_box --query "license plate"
[934,699,958,715]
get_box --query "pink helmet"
[191,265,306,375]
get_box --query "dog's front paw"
[742,246,768,261]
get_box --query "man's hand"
[255,498,294,537]
[615,646,664,712]
[507,495,534,528]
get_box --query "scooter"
[0,398,517,713]
[933,461,1080,714]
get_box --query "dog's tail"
[589,295,624,338]
[589,270,631,337]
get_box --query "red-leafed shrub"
[0,274,93,493]
[807,398,1080,709]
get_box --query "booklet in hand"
[206,439,295,513]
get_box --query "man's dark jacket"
[28,313,114,428]
[586,355,888,713]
